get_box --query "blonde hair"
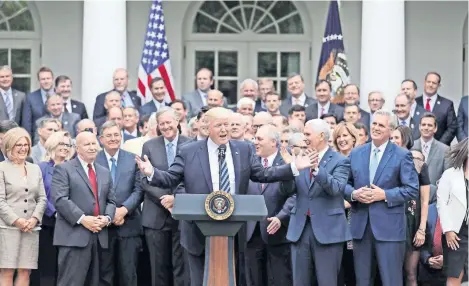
[204,107,233,123]
[332,122,359,151]
[43,131,73,162]
[1,127,32,159]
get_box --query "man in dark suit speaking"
[52,131,116,286]
[136,107,315,286]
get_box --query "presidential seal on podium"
[205,190,235,220]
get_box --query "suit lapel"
[310,104,318,119]
[426,140,438,166]
[261,153,283,194]
[115,151,126,185]
[230,142,241,194]
[363,144,372,184]
[197,141,213,192]
[74,158,94,196]
[310,149,333,190]
[373,143,393,185]
[11,90,20,112]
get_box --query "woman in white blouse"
[436,138,468,286]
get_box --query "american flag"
[137,0,175,104]
[316,0,350,97]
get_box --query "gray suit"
[31,142,46,164]
[52,157,116,286]
[305,102,344,122]
[141,135,190,286]
[244,153,294,286]
[0,88,25,124]
[182,90,228,119]
[413,138,449,202]
[96,149,143,286]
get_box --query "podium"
[172,194,267,286]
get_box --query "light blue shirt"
[121,91,135,108]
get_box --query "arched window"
[0,1,39,93]
[185,1,311,104]
[193,1,303,34]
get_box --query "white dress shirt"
[262,151,278,168]
[63,98,72,113]
[398,116,411,127]
[198,89,208,106]
[291,93,306,106]
[207,138,236,194]
[317,102,330,118]
[423,93,437,111]
[164,134,179,157]
[104,149,119,170]
[152,98,165,111]
[312,146,329,175]
[420,137,434,162]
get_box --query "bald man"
[52,131,116,286]
[136,107,315,286]
[93,68,142,121]
[207,89,224,108]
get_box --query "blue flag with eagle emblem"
[317,0,350,97]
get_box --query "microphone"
[218,144,226,160]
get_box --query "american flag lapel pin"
[437,101,441,105]
[73,104,77,108]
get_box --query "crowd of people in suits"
[0,63,467,286]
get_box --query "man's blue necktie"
[110,157,117,184]
[369,148,380,184]
[218,144,230,193]
[167,142,174,166]
[401,120,407,126]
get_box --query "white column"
[81,0,127,116]
[359,1,405,112]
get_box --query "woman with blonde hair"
[332,121,359,157]
[32,131,73,285]
[0,127,46,286]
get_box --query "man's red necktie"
[425,98,432,112]
[88,164,100,216]
[261,158,268,190]
[433,217,443,256]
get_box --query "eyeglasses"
[14,144,30,148]
[58,142,72,148]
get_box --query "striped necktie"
[3,91,14,120]
[369,148,380,184]
[218,144,230,193]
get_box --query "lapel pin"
[411,124,414,128]
[73,104,77,108]
[64,121,68,125]
[416,111,420,115]
[235,151,239,155]
[437,101,441,105]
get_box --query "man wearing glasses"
[31,118,60,163]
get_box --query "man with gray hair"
[139,106,191,286]
[240,78,266,113]
[286,119,351,286]
[31,117,60,163]
[0,65,25,124]
[244,124,295,285]
[345,109,418,286]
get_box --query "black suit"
[359,108,371,132]
[93,90,142,120]
[70,99,89,120]
[279,95,317,118]
[416,94,457,145]
[305,102,344,122]
[244,153,294,286]
[141,135,191,286]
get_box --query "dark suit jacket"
[246,153,295,245]
[344,142,419,241]
[70,99,89,120]
[140,135,190,230]
[254,98,267,114]
[279,95,317,118]
[287,149,351,244]
[408,117,421,140]
[93,90,141,120]
[457,95,468,141]
[412,104,427,126]
[0,88,25,124]
[96,149,142,237]
[22,89,47,135]
[359,108,371,132]
[140,100,169,117]
[416,95,457,145]
[51,157,116,248]
[305,102,344,122]
[148,139,295,255]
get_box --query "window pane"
[224,1,240,10]
[193,13,218,33]
[218,51,237,77]
[218,80,238,104]
[280,52,300,77]
[12,77,30,93]
[0,49,8,66]
[8,10,34,31]
[199,1,226,19]
[258,25,277,34]
[219,25,237,33]
[280,80,288,99]
[278,14,303,34]
[223,15,241,32]
[0,22,7,31]
[255,14,274,32]
[244,7,254,28]
[1,1,21,17]
[232,8,245,29]
[270,1,297,20]
[11,49,31,74]
[195,51,214,74]
[256,1,274,10]
[257,52,277,77]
